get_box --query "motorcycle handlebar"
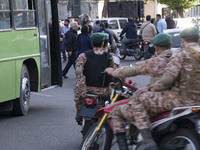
[123,82,138,91]
[101,72,138,91]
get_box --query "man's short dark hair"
[81,25,88,34]
[65,19,70,23]
[159,44,171,50]
[156,14,161,18]
[146,15,151,21]
[128,17,133,22]
[100,23,105,29]
[182,35,199,43]
[96,20,100,24]
[92,41,103,48]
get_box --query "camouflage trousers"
[112,91,197,134]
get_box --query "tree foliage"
[158,0,197,10]
[157,0,197,17]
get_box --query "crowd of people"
[59,13,176,75]
[59,14,120,79]
[60,13,200,150]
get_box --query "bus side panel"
[0,61,16,102]
[0,29,40,101]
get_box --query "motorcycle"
[79,78,136,137]
[142,40,155,60]
[80,83,200,149]
[118,39,143,60]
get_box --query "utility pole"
[154,0,157,18]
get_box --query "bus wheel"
[12,64,31,116]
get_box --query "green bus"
[0,0,62,115]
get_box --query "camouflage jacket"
[112,49,172,87]
[151,43,200,101]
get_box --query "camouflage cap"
[152,33,172,46]
[180,26,199,38]
[90,33,105,42]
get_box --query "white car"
[174,18,194,29]
[92,17,128,38]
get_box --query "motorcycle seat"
[151,110,184,123]
[150,111,170,123]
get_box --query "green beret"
[152,33,172,46]
[90,33,105,42]
[102,33,109,40]
[180,26,199,38]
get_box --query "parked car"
[92,17,128,38]
[164,28,183,51]
[174,18,194,29]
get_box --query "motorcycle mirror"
[105,101,109,106]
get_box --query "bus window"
[0,0,9,10]
[0,0,11,30]
[13,0,36,29]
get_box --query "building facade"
[188,0,200,17]
[57,0,168,20]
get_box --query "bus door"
[37,0,51,88]
[37,0,62,88]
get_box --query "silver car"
[164,28,183,51]
[92,17,128,38]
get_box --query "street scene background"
[0,57,149,150]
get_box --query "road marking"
[32,92,53,97]
[41,85,58,91]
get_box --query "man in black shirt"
[120,17,138,51]
[62,22,78,78]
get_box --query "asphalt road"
[0,57,150,150]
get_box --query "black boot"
[137,128,158,150]
[116,132,129,150]
[75,104,82,125]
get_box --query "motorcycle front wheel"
[81,119,96,137]
[80,122,114,150]
[159,128,200,150]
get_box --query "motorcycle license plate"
[144,45,149,52]
[80,105,99,118]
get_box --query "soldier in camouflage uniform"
[74,33,117,124]
[106,27,200,150]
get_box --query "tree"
[157,0,197,18]
[102,0,109,18]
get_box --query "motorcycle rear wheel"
[133,46,143,60]
[80,122,113,150]
[118,48,126,60]
[159,128,200,150]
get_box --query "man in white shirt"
[61,19,70,62]
[156,14,167,33]
[61,19,70,37]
